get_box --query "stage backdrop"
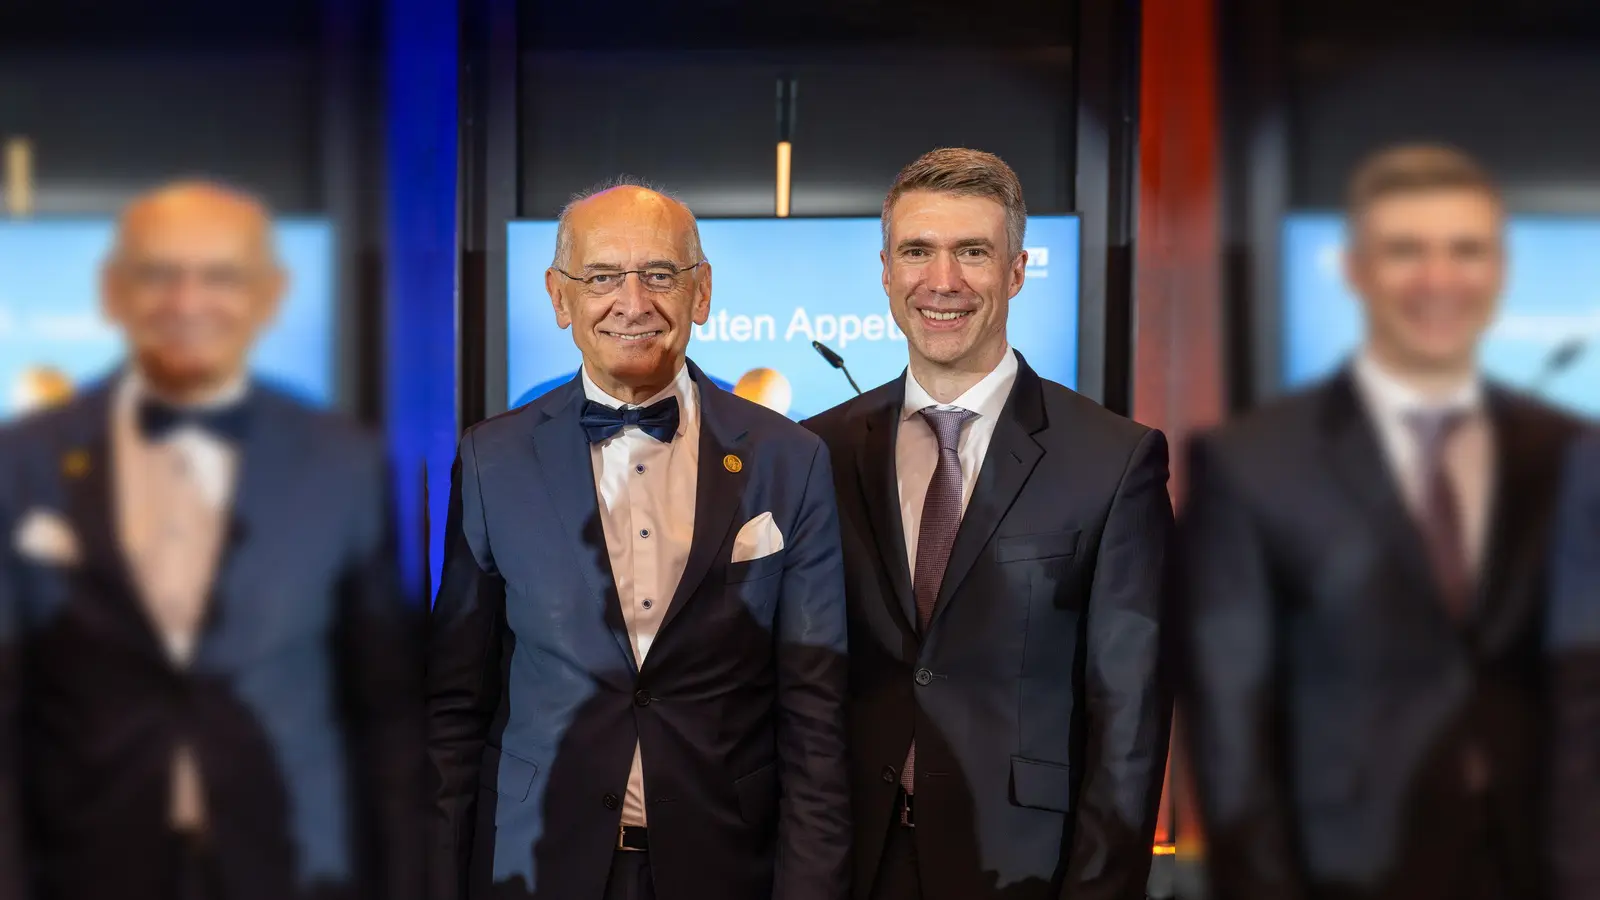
[0,219,335,417]
[508,216,1081,420]
[1283,212,1600,415]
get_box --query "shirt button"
[602,793,620,810]
[915,668,934,686]
[640,528,650,539]
[635,464,646,474]
[642,599,653,610]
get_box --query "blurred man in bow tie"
[0,182,421,900]
[426,179,850,900]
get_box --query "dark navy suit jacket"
[0,379,423,900]
[425,361,851,900]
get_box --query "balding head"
[544,178,712,404]
[103,180,286,402]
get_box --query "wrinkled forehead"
[115,190,275,267]
[567,192,697,267]
[887,190,1009,246]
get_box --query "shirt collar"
[1351,348,1483,420]
[121,366,250,411]
[902,346,1019,422]
[580,361,698,440]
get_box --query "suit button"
[603,793,619,810]
[914,668,933,686]
[881,765,898,784]
[634,689,652,707]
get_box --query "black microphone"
[812,340,862,395]
[1531,337,1586,395]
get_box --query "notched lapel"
[856,381,918,639]
[531,384,635,673]
[926,363,1045,633]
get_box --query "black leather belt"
[617,825,650,852]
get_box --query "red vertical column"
[1135,0,1224,856]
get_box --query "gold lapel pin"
[62,448,90,479]
[723,453,743,474]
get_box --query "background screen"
[0,218,336,417]
[1283,212,1600,415]
[508,216,1081,420]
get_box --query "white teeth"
[607,331,660,342]
[919,309,970,321]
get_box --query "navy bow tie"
[137,397,251,443]
[579,396,680,444]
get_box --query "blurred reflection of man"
[0,182,420,900]
[1177,146,1582,900]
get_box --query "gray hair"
[551,175,704,270]
[881,148,1027,258]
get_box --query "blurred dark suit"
[425,362,850,900]
[1547,429,1600,900]
[1176,369,1581,900]
[804,354,1173,900]
[0,379,422,900]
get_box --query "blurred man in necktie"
[804,148,1173,900]
[1176,146,1583,900]
[426,179,850,900]
[0,182,421,900]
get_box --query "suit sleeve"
[335,437,425,900]
[772,440,852,900]
[425,431,508,900]
[1547,435,1600,900]
[1174,436,1305,900]
[1061,427,1175,900]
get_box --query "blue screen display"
[507,216,1080,420]
[1283,212,1600,415]
[0,218,336,416]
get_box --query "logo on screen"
[1026,247,1049,276]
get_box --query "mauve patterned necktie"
[1405,409,1472,620]
[901,406,976,800]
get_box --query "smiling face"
[882,189,1026,380]
[545,187,711,403]
[101,184,284,401]
[1345,187,1504,377]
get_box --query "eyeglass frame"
[551,260,706,295]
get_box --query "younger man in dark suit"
[805,148,1173,900]
[1176,146,1583,900]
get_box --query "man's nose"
[926,251,964,293]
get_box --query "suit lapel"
[655,362,749,641]
[59,383,163,655]
[855,376,918,638]
[1477,386,1566,635]
[195,390,299,647]
[531,378,636,674]
[1318,370,1452,624]
[926,358,1045,633]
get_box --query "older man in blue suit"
[0,182,421,900]
[425,181,851,900]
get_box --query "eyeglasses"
[553,261,704,296]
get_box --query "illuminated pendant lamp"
[775,76,797,217]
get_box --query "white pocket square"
[14,508,81,567]
[731,511,785,564]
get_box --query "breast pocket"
[995,529,1081,564]
[725,548,786,584]
[726,549,785,632]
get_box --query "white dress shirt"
[1351,350,1494,574]
[582,363,700,828]
[112,368,246,832]
[896,347,1020,574]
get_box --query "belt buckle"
[617,825,647,852]
[900,792,915,828]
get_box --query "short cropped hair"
[882,148,1027,257]
[1346,144,1501,221]
[551,175,703,270]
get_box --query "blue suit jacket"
[0,380,422,900]
[426,361,851,900]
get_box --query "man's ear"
[546,268,573,329]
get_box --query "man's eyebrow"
[895,237,936,252]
